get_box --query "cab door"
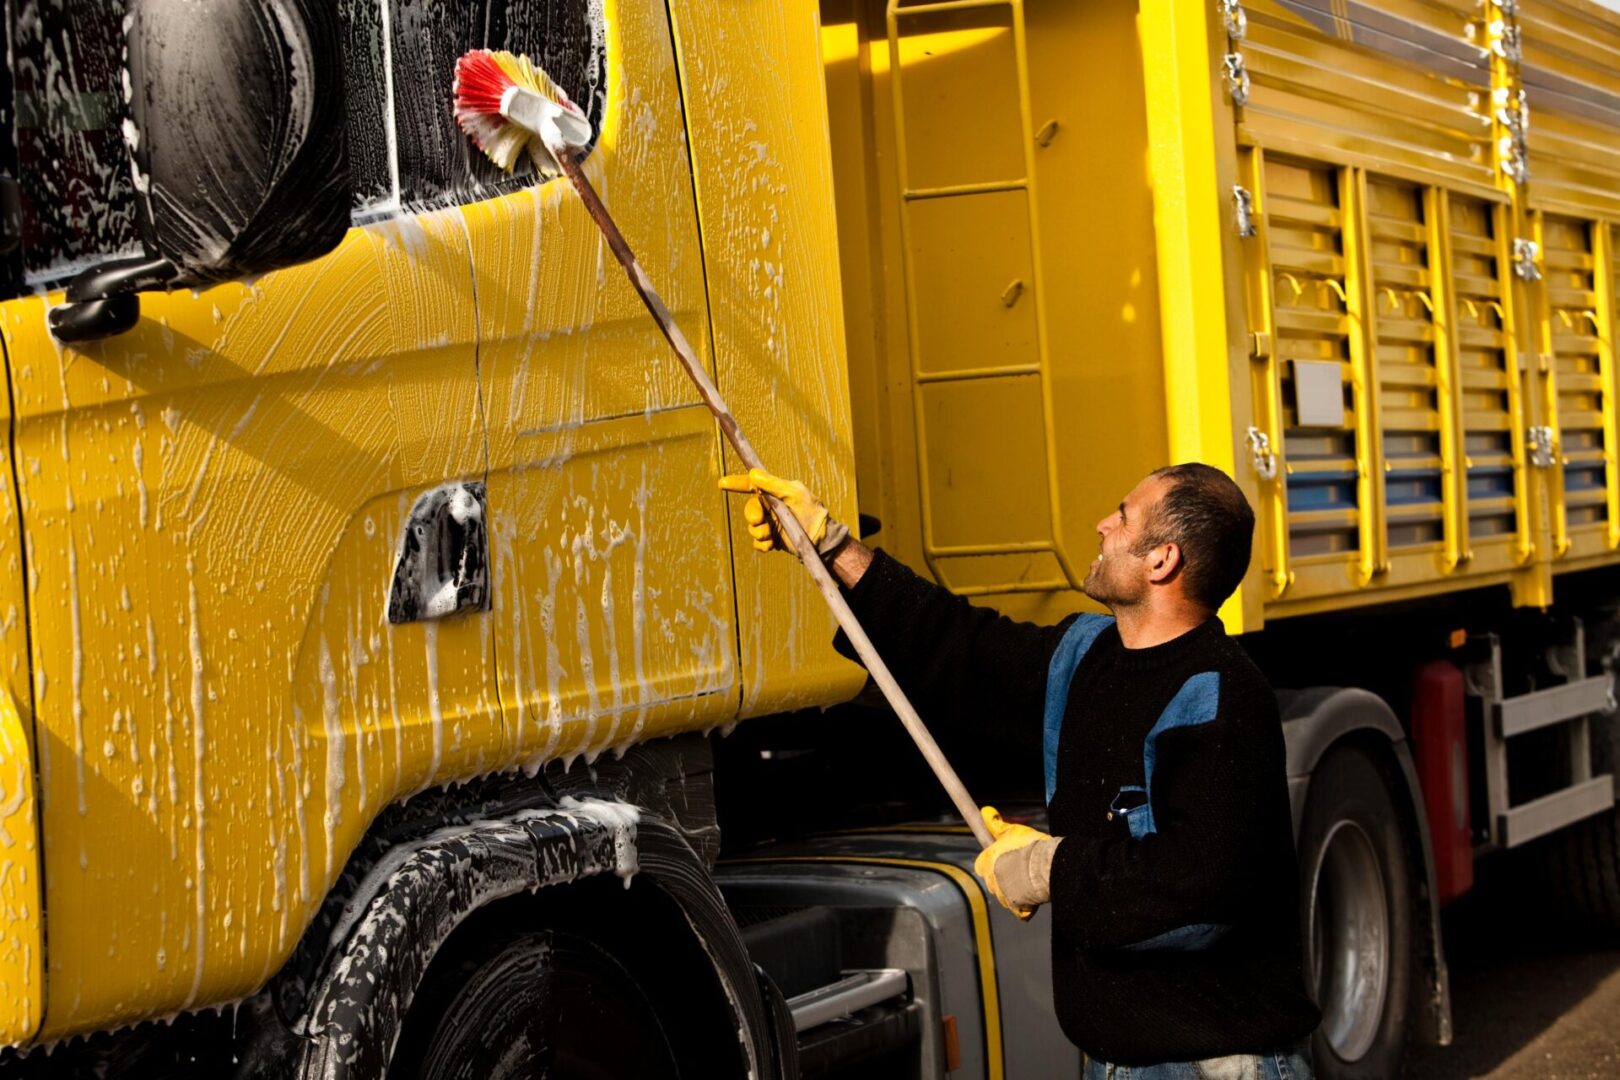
[459,0,740,764]
[2,3,498,1038]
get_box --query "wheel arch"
[255,734,779,1080]
[1279,686,1453,1047]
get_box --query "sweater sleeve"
[832,548,1071,735]
[1047,669,1284,951]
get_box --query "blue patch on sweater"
[1128,670,1222,835]
[1119,922,1232,953]
[1042,630,1230,953]
[1043,614,1114,804]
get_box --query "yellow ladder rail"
[886,0,1084,594]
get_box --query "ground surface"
[1405,854,1620,1080]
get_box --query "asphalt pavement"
[1405,853,1620,1080]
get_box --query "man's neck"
[1111,603,1210,649]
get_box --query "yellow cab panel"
[667,0,866,718]
[466,0,747,763]
[3,3,500,1032]
[0,385,38,1045]
[0,0,870,1042]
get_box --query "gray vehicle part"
[719,826,1081,1079]
[1281,687,1452,1047]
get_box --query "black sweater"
[834,551,1320,1064]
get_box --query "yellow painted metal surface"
[1223,0,1620,619]
[667,0,866,717]
[0,345,40,1046]
[4,211,499,1036]
[827,0,1171,629]
[832,0,1620,628]
[1138,0,1257,632]
[468,0,741,767]
[0,0,868,1042]
[0,687,40,1047]
[1518,1,1620,586]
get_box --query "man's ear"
[1147,542,1182,584]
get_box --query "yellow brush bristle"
[480,50,573,173]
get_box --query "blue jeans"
[1081,1040,1314,1080]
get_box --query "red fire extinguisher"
[1412,660,1473,904]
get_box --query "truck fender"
[262,736,775,1080]
[291,803,775,1080]
[1279,687,1453,1047]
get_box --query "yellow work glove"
[718,468,849,558]
[973,806,1058,920]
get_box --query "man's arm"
[826,536,874,589]
[720,470,1070,729]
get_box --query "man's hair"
[1131,463,1255,611]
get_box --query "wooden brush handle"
[554,148,997,852]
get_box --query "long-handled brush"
[454,49,1002,854]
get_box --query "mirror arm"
[49,255,178,344]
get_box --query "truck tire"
[1299,744,1420,1080]
[1547,805,1620,940]
[389,929,679,1080]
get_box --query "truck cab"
[3,2,1620,1078]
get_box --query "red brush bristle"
[453,50,515,143]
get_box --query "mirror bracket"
[48,255,177,344]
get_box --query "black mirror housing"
[51,0,350,342]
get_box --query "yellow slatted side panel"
[1241,0,1495,193]
[1261,157,1363,580]
[1542,215,1617,556]
[1449,194,1531,566]
[1367,177,1446,551]
[1519,0,1620,220]
[1235,4,1550,616]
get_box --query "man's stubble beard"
[1082,550,1145,610]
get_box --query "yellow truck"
[2,0,1620,1077]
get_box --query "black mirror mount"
[49,0,350,344]
[48,256,176,343]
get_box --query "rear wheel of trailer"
[1299,744,1422,1080]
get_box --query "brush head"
[453,49,592,176]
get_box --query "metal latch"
[1513,238,1541,281]
[1223,52,1250,107]
[1247,426,1278,480]
[1220,0,1247,40]
[1527,425,1555,468]
[1233,185,1257,238]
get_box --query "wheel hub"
[1307,818,1390,1062]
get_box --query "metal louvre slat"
[1523,2,1620,216]
[1240,0,1493,192]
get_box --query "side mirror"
[49,0,351,344]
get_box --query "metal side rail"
[787,968,910,1033]
[1468,625,1617,849]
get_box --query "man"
[721,463,1320,1078]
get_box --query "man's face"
[1081,475,1171,609]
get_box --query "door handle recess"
[387,481,491,624]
